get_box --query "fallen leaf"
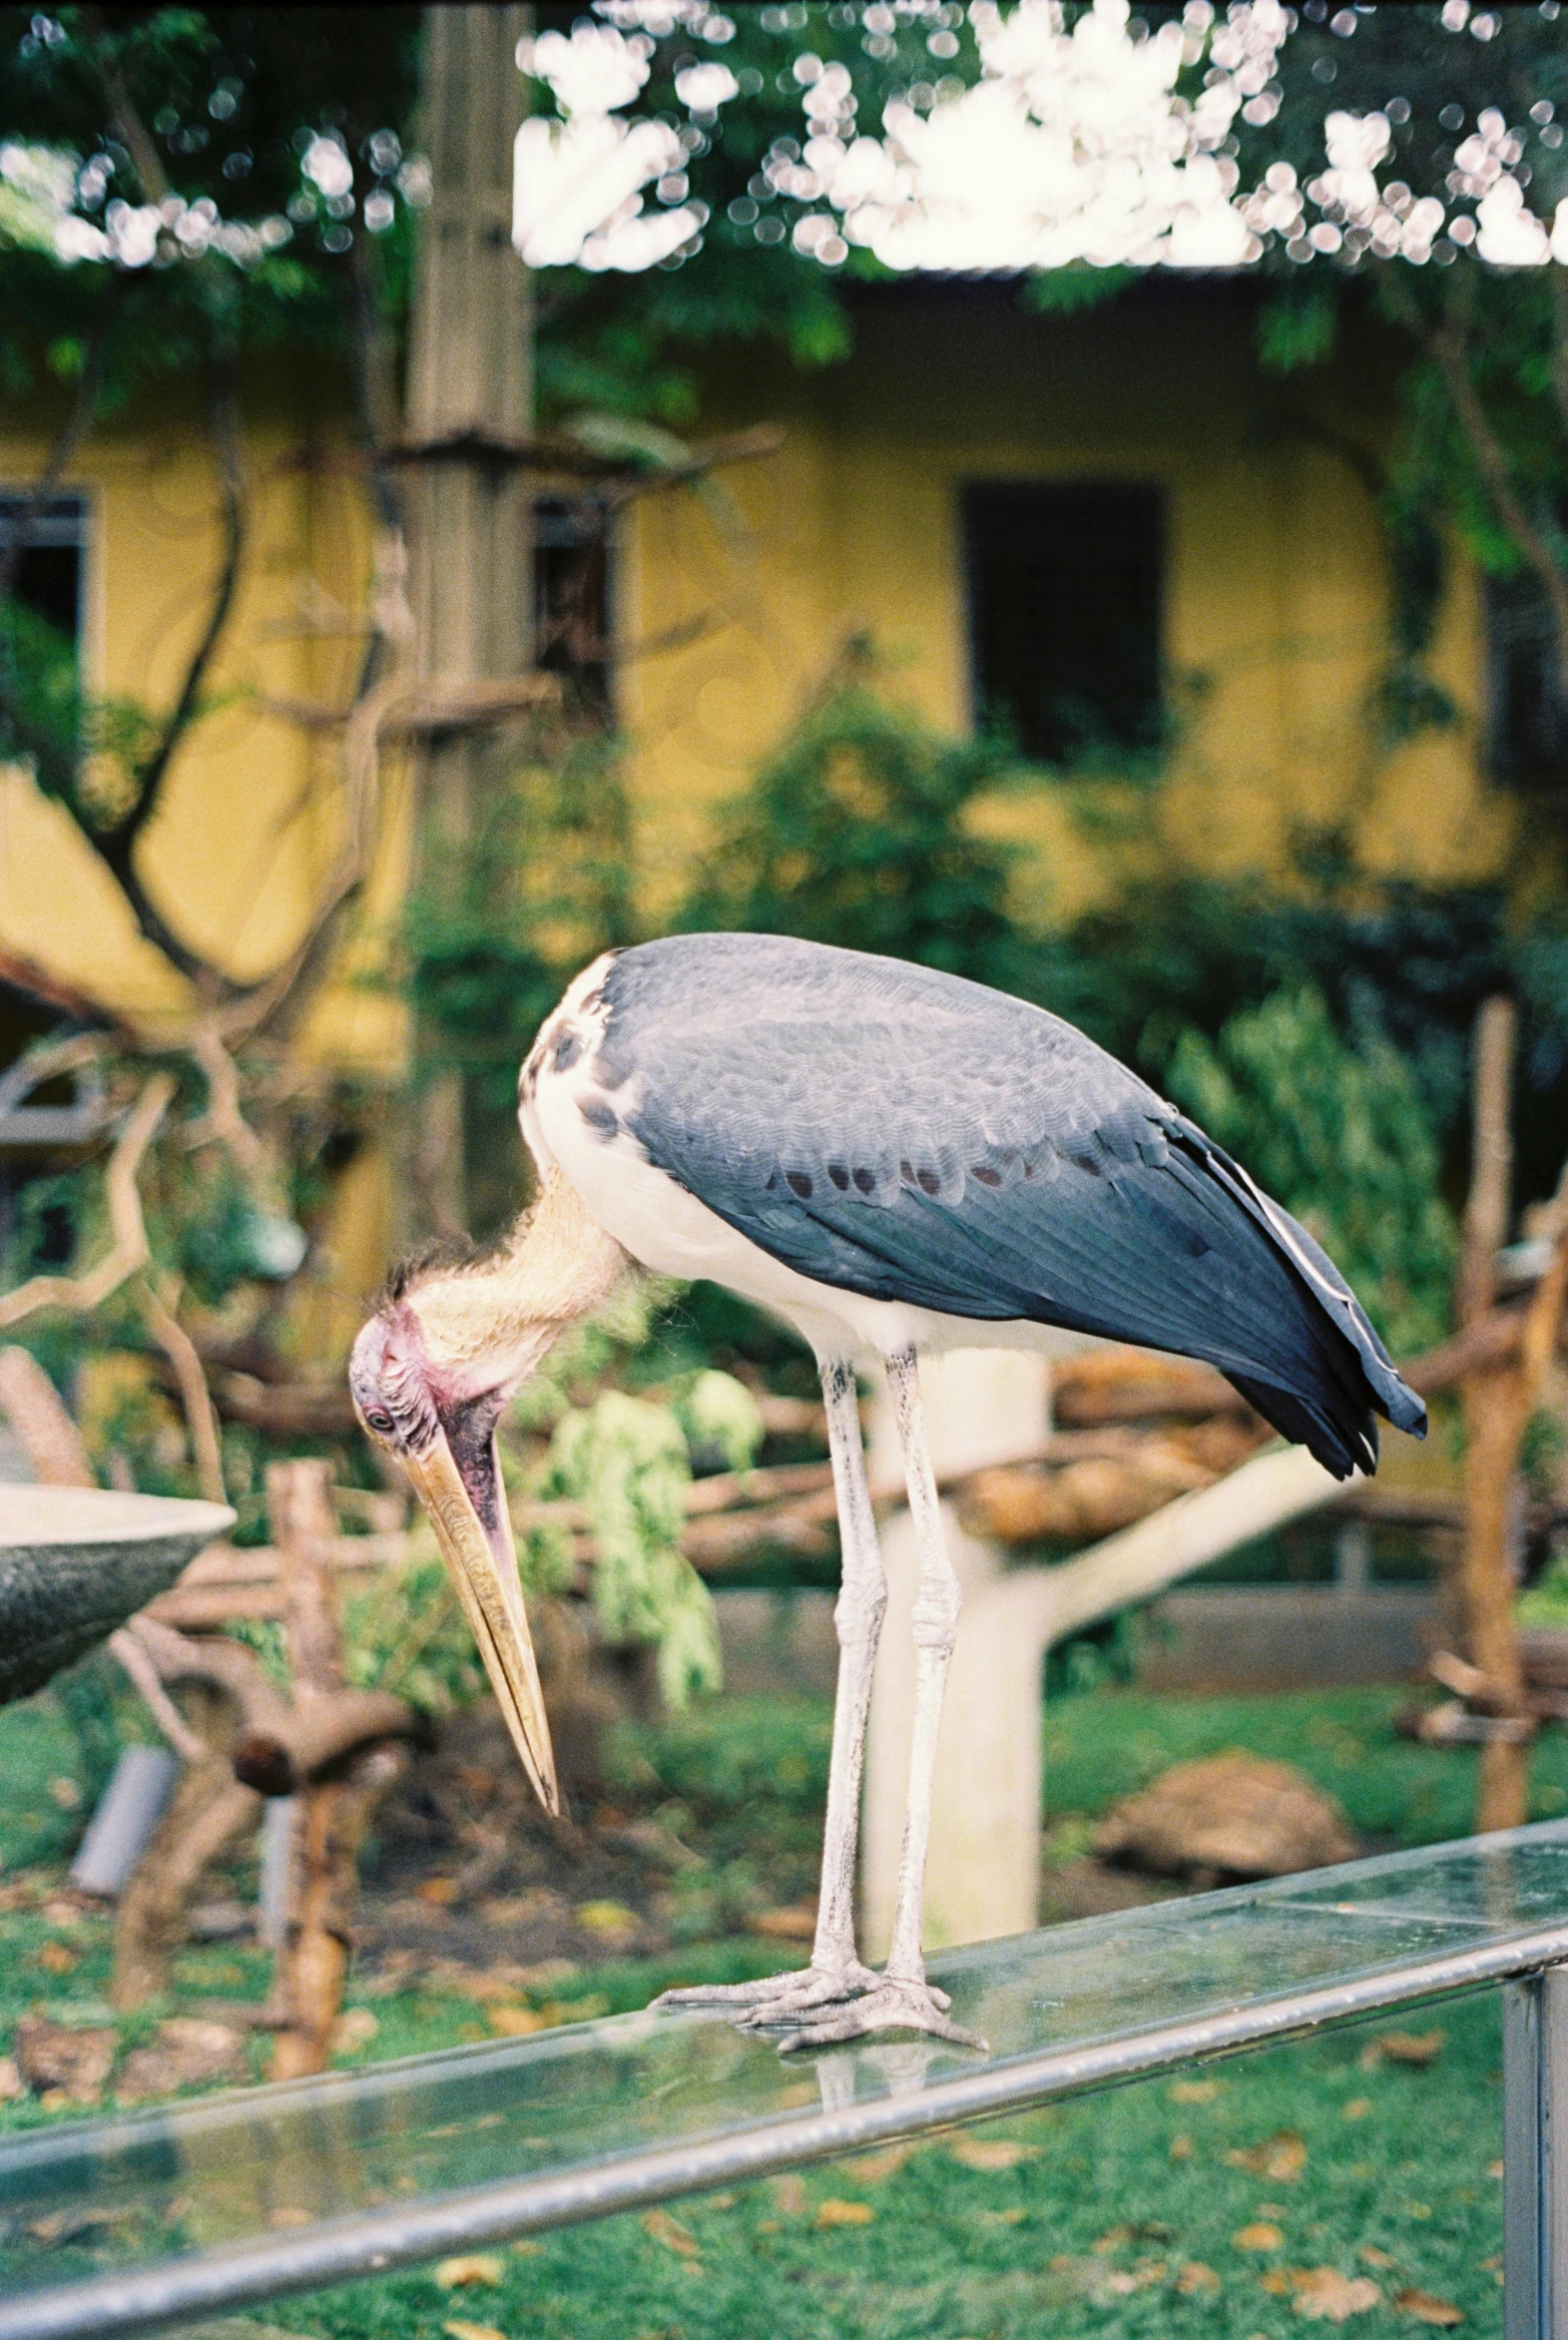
[444,2323,507,2340]
[0,2057,23,2102]
[1294,2267,1381,2321]
[1170,2132,1194,2160]
[642,2210,701,2259]
[34,1943,78,1975]
[845,2143,916,2181]
[47,1777,81,1811]
[575,1900,640,1941]
[1342,2098,1372,2122]
[1171,2076,1221,2103]
[948,2135,1039,2172]
[1094,2226,1137,2254]
[748,1903,817,1941]
[1395,2290,1463,2326]
[1405,2203,1432,2221]
[488,2007,551,2038]
[1177,2262,1222,2295]
[1262,2269,1299,2296]
[417,1877,458,1907]
[1488,2160,1505,2180]
[815,2198,875,2228]
[979,2206,1028,2225]
[269,2206,310,2228]
[1358,2246,1397,2270]
[1359,2030,1444,2072]
[435,2255,506,2288]
[705,2193,737,2210]
[510,2240,541,2256]
[1227,2130,1307,2182]
[771,2173,807,2216]
[1235,2224,1286,2252]
[330,2009,379,2054]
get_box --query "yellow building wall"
[621,284,1511,932]
[0,285,1521,1343]
[0,381,410,1073]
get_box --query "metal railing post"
[1506,1967,1568,2337]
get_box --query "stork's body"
[352,934,1426,2052]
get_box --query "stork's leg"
[776,1349,987,2054]
[653,1356,884,2020]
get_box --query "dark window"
[0,491,85,649]
[962,480,1164,765]
[535,495,612,721]
[1485,565,1568,790]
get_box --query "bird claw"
[652,1961,880,2017]
[774,1977,987,2056]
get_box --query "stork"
[350,933,1426,2051]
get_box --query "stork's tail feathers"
[1166,1118,1427,1482]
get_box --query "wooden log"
[1050,1349,1253,1425]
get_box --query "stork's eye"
[362,1409,394,1437]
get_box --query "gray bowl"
[0,1486,236,1705]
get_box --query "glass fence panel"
[0,1822,1559,2338]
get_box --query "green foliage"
[669,1369,764,1475]
[541,1393,722,1712]
[1256,285,1339,377]
[405,732,635,1119]
[0,8,421,406]
[340,1553,488,1716]
[1166,984,1457,1354]
[682,649,1049,998]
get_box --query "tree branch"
[1431,313,1568,704]
[138,1277,228,1505]
[104,365,246,860]
[0,1074,173,1329]
[0,285,120,613]
[83,10,170,206]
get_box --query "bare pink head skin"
[348,1173,626,1814]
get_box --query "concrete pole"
[404,5,532,1229]
[862,1445,1353,1958]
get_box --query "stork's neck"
[410,1170,627,1398]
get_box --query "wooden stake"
[1451,997,1568,1833]
[266,1460,408,2078]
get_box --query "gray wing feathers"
[595,935,1425,1479]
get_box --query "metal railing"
[2,1821,1568,2338]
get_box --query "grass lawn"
[0,1682,1533,2335]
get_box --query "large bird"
[350,933,1426,2050]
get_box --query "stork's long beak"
[402,1430,560,1817]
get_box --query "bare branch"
[107,367,246,856]
[0,1347,94,1485]
[0,1073,173,1329]
[1431,320,1568,702]
[187,1015,269,1195]
[107,1628,209,1766]
[82,10,170,205]
[220,520,420,1044]
[138,1278,228,1505]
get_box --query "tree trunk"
[403,3,534,1238]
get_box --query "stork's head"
[349,1255,561,1815]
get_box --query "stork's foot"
[653,1960,883,2020]
[773,1975,987,2056]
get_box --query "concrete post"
[861,1444,1353,1957]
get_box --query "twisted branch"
[0,1074,173,1328]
